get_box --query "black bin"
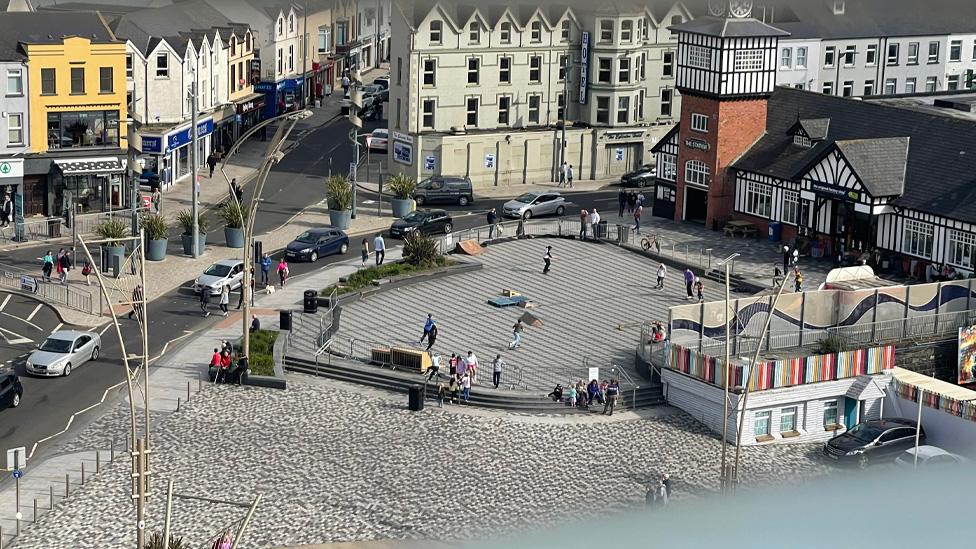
[408,384,425,411]
[279,310,292,331]
[596,220,608,239]
[304,290,318,313]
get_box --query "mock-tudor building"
[653,9,976,276]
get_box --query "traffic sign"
[20,275,38,294]
[6,447,26,471]
[12,469,22,479]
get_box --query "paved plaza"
[10,376,829,548]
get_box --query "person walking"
[637,190,646,209]
[588,208,601,240]
[695,277,704,303]
[655,263,667,290]
[152,188,162,214]
[558,161,567,187]
[341,73,350,94]
[618,189,627,217]
[603,378,620,415]
[58,250,72,284]
[360,238,370,267]
[460,371,471,402]
[794,267,803,292]
[543,245,553,274]
[0,193,12,227]
[260,253,272,285]
[661,473,673,501]
[41,250,54,282]
[276,258,289,287]
[200,288,211,317]
[633,204,643,233]
[487,208,499,239]
[566,164,574,188]
[420,313,435,343]
[373,233,386,265]
[81,261,93,285]
[436,382,447,407]
[206,152,218,178]
[627,191,637,214]
[491,354,505,388]
[219,284,230,316]
[465,351,479,385]
[128,284,144,321]
[509,319,524,349]
[578,209,589,239]
[427,354,441,381]
[55,248,65,279]
[425,323,438,351]
[684,268,695,300]
[233,179,244,203]
[236,269,253,309]
[782,244,791,273]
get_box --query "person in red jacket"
[209,348,221,367]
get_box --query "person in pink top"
[276,258,289,287]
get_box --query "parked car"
[412,176,474,206]
[894,445,969,469]
[502,192,567,219]
[620,164,657,187]
[0,373,22,408]
[360,84,383,108]
[390,209,453,237]
[372,76,390,90]
[194,259,245,295]
[368,128,389,152]
[26,330,101,377]
[822,418,924,468]
[285,227,349,262]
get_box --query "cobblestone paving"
[12,377,830,548]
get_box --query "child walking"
[361,238,369,267]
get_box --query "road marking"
[0,294,10,312]
[25,303,42,322]
[148,331,194,364]
[52,322,63,333]
[99,324,112,336]
[1,311,41,331]
[0,327,33,345]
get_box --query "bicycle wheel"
[641,238,651,251]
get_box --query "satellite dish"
[708,0,727,17]
[729,0,754,18]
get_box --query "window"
[277,17,283,36]
[6,69,23,95]
[863,80,875,95]
[558,55,568,81]
[823,401,839,427]
[842,80,853,97]
[687,45,712,69]
[561,20,570,42]
[902,219,934,258]
[277,48,283,75]
[319,28,331,53]
[70,67,85,94]
[793,134,812,147]
[843,45,856,66]
[229,37,236,57]
[96,67,113,94]
[884,78,897,94]
[528,94,540,123]
[430,20,442,44]
[796,47,807,68]
[887,43,899,65]
[469,22,480,43]
[866,44,877,66]
[621,20,633,42]
[780,407,797,433]
[663,51,674,77]
[617,96,629,123]
[948,74,960,91]
[780,47,792,68]
[755,410,771,437]
[947,229,976,269]
[499,57,511,83]
[669,15,683,38]
[642,17,649,40]
[46,110,119,148]
[822,81,834,95]
[905,77,916,93]
[529,56,541,82]
[633,92,641,120]
[928,41,940,63]
[423,59,436,86]
[597,58,611,83]
[640,53,646,80]
[6,112,23,145]
[288,45,294,72]
[908,42,919,64]
[395,98,401,129]
[500,22,511,44]
[397,57,402,85]
[246,33,252,52]
[41,68,55,94]
[530,21,541,43]
[619,58,631,83]
[950,40,962,62]
[288,14,294,32]
[659,154,676,181]
[467,58,480,84]
[782,190,799,224]
[824,46,836,67]
[125,54,133,79]
[422,98,435,128]
[600,20,613,43]
[685,160,710,187]
[596,96,610,124]
[660,88,672,116]
[691,113,708,133]
[558,93,565,120]
[744,181,772,217]
[465,97,478,126]
[156,53,169,77]
[793,83,805,90]
[231,64,237,93]
[498,96,511,124]
[925,76,937,92]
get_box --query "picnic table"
[724,220,759,238]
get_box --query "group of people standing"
[557,162,575,188]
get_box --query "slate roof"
[0,11,116,61]
[835,138,910,198]
[669,15,789,38]
[732,87,976,224]
[112,0,246,54]
[796,118,830,141]
[773,0,976,40]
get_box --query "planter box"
[181,233,207,256]
[146,238,168,261]
[224,226,245,248]
[329,209,351,230]
[391,198,413,218]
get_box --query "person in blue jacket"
[260,253,272,285]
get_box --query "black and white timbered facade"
[675,29,783,98]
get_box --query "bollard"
[177,397,181,412]
[81,462,85,485]
[110,439,115,462]
[96,451,100,473]
[187,381,191,402]
[49,485,53,510]
[32,498,36,522]
[198,375,202,392]
[65,474,69,497]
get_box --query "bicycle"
[640,234,661,254]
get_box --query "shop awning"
[54,157,126,175]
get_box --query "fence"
[0,270,95,315]
[0,208,143,245]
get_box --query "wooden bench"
[723,221,758,238]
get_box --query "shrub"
[387,173,417,200]
[326,175,353,211]
[249,354,275,376]
[140,213,168,241]
[237,329,277,377]
[175,209,209,235]
[217,201,248,229]
[403,232,440,268]
[815,334,845,355]
[95,218,129,247]
[144,531,188,549]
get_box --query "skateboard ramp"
[455,239,485,255]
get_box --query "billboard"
[958,325,976,384]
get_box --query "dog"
[264,283,276,295]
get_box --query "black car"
[413,176,474,206]
[822,418,924,468]
[0,373,23,409]
[620,164,656,187]
[284,227,349,262]
[390,210,453,237]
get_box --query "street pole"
[302,0,309,107]
[561,60,569,179]
[348,69,363,219]
[128,85,139,237]
[720,262,731,493]
[914,387,923,469]
[190,77,200,258]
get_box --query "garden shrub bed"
[237,329,277,376]
[325,257,454,295]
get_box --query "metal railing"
[0,208,144,244]
[0,269,95,314]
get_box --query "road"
[0,110,616,463]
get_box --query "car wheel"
[458,196,470,206]
[637,179,648,188]
[415,196,426,206]
[310,251,319,262]
[857,454,869,469]
[339,243,348,254]
[443,223,453,234]
[522,209,533,220]
[555,205,565,216]
[63,363,72,377]
[91,346,99,361]
[11,393,20,408]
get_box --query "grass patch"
[236,329,278,376]
[325,257,453,295]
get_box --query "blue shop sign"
[167,118,214,152]
[283,76,305,90]
[254,81,283,93]
[141,136,163,154]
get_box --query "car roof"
[903,445,951,459]
[213,259,244,266]
[865,418,918,429]
[302,228,335,234]
[47,330,91,340]
[421,209,447,215]
[372,128,388,135]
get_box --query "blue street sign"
[12,469,23,478]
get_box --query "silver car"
[26,330,101,377]
[502,192,567,219]
[194,259,245,295]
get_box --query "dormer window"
[500,22,511,44]
[530,21,541,43]
[793,134,812,147]
[561,20,570,42]
[832,1,846,15]
[469,22,480,43]
[289,14,295,33]
[670,15,683,38]
[430,20,442,44]
[278,18,283,36]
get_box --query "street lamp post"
[189,76,200,258]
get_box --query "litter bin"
[408,384,425,411]
[279,310,293,331]
[303,289,318,313]
[617,224,632,244]
[48,219,62,238]
[768,221,782,243]
[596,220,609,239]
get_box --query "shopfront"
[139,117,214,189]
[281,76,304,111]
[52,157,127,216]
[0,158,24,236]
[255,81,284,120]
[235,93,266,138]
[311,60,334,100]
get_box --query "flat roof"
[866,92,976,123]
[892,367,976,402]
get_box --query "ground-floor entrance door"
[833,200,873,254]
[844,397,858,429]
[653,182,675,219]
[685,186,708,223]
[604,143,641,177]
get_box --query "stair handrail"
[610,363,641,410]
[716,252,740,265]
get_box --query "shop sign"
[141,136,163,154]
[393,141,413,165]
[254,81,283,93]
[485,153,496,169]
[684,137,710,151]
[236,96,266,114]
[166,118,214,153]
[579,31,590,105]
[811,182,861,201]
[392,131,413,144]
[0,159,24,179]
[606,131,644,141]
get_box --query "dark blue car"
[284,227,349,262]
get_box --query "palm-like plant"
[217,201,249,229]
[403,232,440,268]
[144,531,188,549]
[326,175,353,211]
[387,173,417,200]
[95,218,128,247]
[176,209,209,235]
[140,213,168,240]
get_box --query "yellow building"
[10,11,128,217]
